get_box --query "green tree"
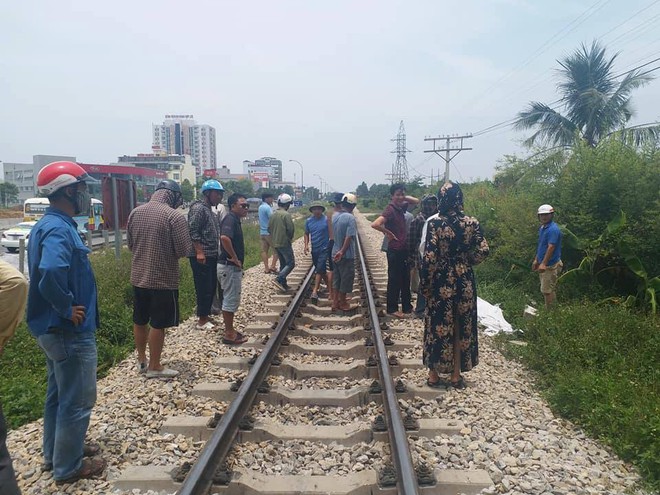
[356,181,369,198]
[180,179,194,202]
[514,41,660,148]
[223,179,254,196]
[0,182,19,207]
[303,186,319,200]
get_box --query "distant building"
[0,154,77,204]
[204,165,249,182]
[152,114,217,176]
[118,152,196,187]
[255,157,282,182]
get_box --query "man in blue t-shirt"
[258,193,278,274]
[532,204,563,308]
[332,194,358,312]
[304,202,332,305]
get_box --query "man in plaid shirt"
[407,194,437,318]
[127,180,191,379]
[188,180,224,331]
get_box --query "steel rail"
[356,233,420,495]
[177,264,316,495]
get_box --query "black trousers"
[0,404,20,495]
[386,248,412,314]
[189,257,218,318]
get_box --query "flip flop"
[426,378,447,389]
[55,457,107,485]
[222,332,248,345]
[448,377,467,389]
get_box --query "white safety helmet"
[341,193,358,205]
[277,193,293,205]
[537,204,554,215]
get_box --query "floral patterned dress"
[419,185,489,374]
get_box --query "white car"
[1,221,37,253]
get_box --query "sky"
[1,0,659,192]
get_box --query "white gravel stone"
[3,213,649,495]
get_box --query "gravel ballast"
[4,212,648,494]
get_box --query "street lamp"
[289,159,303,197]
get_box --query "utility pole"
[390,121,410,184]
[424,133,473,182]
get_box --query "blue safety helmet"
[201,179,224,193]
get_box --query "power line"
[598,0,660,40]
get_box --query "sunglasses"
[239,204,250,209]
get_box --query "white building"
[152,115,217,176]
[0,155,77,204]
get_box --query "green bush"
[520,303,660,488]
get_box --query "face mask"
[75,189,91,215]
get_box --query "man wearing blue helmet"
[188,179,224,330]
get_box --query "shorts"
[539,260,563,294]
[260,235,273,254]
[332,257,355,294]
[311,249,329,275]
[327,240,335,271]
[133,287,179,329]
[218,263,243,313]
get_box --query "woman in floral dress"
[419,182,489,389]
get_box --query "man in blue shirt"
[304,202,331,305]
[258,193,278,274]
[332,194,358,312]
[27,161,106,484]
[532,204,563,308]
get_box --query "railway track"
[114,224,492,495]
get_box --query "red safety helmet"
[37,161,97,196]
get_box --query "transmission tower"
[390,120,410,184]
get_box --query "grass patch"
[479,268,660,490]
[1,218,306,430]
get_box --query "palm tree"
[514,41,660,148]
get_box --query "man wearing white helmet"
[269,193,296,292]
[533,204,563,308]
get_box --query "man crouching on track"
[127,180,192,379]
[331,193,358,312]
[218,193,249,345]
[27,161,107,484]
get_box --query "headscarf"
[150,188,181,209]
[437,181,464,217]
[420,194,438,217]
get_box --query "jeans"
[37,330,97,481]
[386,249,412,314]
[275,246,296,285]
[189,257,217,317]
[0,403,20,495]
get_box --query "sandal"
[222,332,248,345]
[426,378,447,389]
[55,457,107,485]
[448,377,467,390]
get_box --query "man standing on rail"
[0,261,28,494]
[269,193,296,292]
[532,204,563,308]
[26,161,107,484]
[325,192,344,301]
[371,183,419,318]
[332,193,358,312]
[304,201,331,305]
[127,179,192,379]
[188,179,224,331]
[218,193,250,345]
[258,192,278,274]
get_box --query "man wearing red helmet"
[26,161,107,484]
